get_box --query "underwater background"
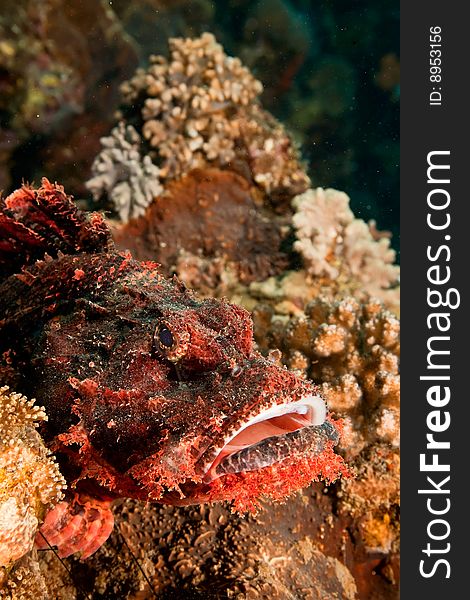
[0,0,399,250]
[0,1,400,599]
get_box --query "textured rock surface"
[112,168,289,285]
[37,484,399,599]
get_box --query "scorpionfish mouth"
[197,391,338,484]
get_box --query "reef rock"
[112,168,289,285]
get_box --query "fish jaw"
[191,358,332,476]
[126,357,348,509]
[199,393,329,482]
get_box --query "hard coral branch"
[87,33,309,221]
[292,187,399,309]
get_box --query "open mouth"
[202,395,338,483]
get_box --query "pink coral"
[292,187,399,309]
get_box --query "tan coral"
[253,297,400,460]
[88,33,309,221]
[0,386,65,579]
[252,297,400,556]
[292,187,399,310]
[0,553,48,599]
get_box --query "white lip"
[224,394,326,442]
[203,394,327,478]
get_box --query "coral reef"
[108,498,359,599]
[0,553,49,600]
[87,33,309,220]
[0,7,400,596]
[0,0,138,194]
[1,179,347,564]
[36,482,398,599]
[112,168,289,284]
[110,178,400,315]
[253,297,400,458]
[0,386,65,587]
[86,123,162,222]
[292,188,399,309]
[1,1,399,252]
[252,296,400,556]
[236,186,399,319]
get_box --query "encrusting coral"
[111,498,359,599]
[37,496,359,599]
[87,32,310,220]
[0,386,65,592]
[111,168,289,285]
[292,187,399,310]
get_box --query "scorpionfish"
[0,179,347,559]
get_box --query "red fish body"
[0,179,346,559]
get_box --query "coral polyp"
[0,386,65,584]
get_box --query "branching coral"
[292,187,399,308]
[0,386,65,577]
[86,122,163,222]
[87,33,309,220]
[253,297,400,459]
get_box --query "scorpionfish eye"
[156,324,175,349]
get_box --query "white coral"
[292,188,353,279]
[86,123,162,222]
[292,187,399,303]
